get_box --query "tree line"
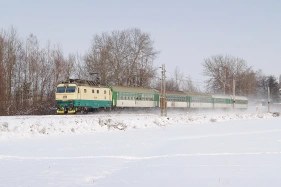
[0,26,279,115]
[202,55,280,103]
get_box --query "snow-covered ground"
[1,106,281,186]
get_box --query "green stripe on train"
[56,100,112,108]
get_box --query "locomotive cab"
[56,83,77,114]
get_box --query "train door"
[154,94,159,107]
[112,91,117,107]
[78,87,81,100]
[77,86,81,107]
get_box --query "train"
[55,79,248,114]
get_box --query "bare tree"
[182,76,201,92]
[256,70,280,102]
[125,28,158,87]
[1,27,23,115]
[0,31,5,115]
[164,67,183,91]
[267,76,280,103]
[202,54,254,95]
[84,28,159,87]
[70,53,86,79]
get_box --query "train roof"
[184,91,212,97]
[231,95,248,100]
[165,90,186,95]
[211,94,248,100]
[58,79,109,88]
[61,79,101,86]
[156,90,212,97]
[211,94,232,99]
[111,85,158,94]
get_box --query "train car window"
[92,89,94,93]
[57,87,65,93]
[78,88,79,93]
[66,86,76,93]
[84,89,87,93]
[97,90,99,94]
[104,90,106,94]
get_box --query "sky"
[1,0,281,87]
[1,108,281,186]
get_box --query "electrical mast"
[160,64,167,116]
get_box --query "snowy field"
[1,106,281,186]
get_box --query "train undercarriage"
[57,104,112,114]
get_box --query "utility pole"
[160,64,167,116]
[163,64,167,117]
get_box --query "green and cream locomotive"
[56,79,112,114]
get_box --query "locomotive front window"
[66,86,76,93]
[57,87,65,93]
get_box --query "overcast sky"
[1,0,281,87]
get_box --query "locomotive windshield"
[56,86,76,93]
[66,86,76,93]
[57,87,65,93]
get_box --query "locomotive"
[55,79,248,114]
